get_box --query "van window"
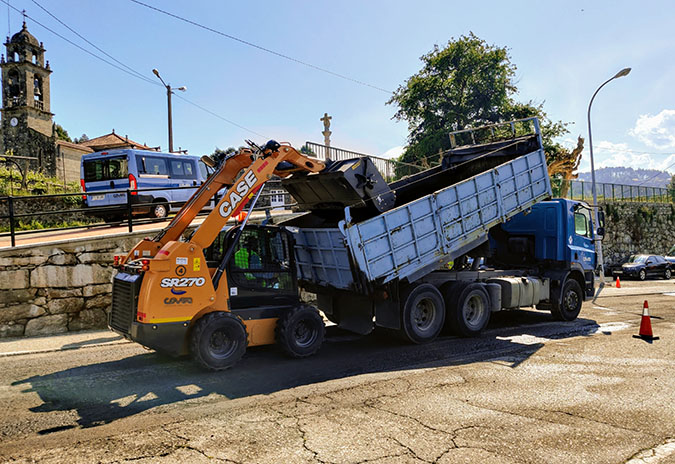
[83,156,128,182]
[170,159,196,179]
[138,156,169,176]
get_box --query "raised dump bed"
[290,120,552,293]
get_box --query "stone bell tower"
[0,21,56,174]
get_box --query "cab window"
[574,212,590,237]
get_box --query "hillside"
[576,167,671,187]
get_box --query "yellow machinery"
[109,141,327,370]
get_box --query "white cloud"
[574,140,675,174]
[629,109,675,149]
[381,146,404,159]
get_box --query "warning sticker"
[176,257,188,265]
[230,287,238,296]
[193,257,201,272]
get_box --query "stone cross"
[320,112,332,147]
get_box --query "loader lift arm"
[122,141,325,263]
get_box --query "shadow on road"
[13,310,600,432]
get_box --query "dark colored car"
[612,254,672,281]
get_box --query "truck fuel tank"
[282,157,396,215]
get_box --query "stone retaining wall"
[0,233,143,337]
[600,202,675,266]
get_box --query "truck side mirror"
[597,210,605,229]
[596,226,605,237]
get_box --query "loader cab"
[204,225,299,309]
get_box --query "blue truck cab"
[81,149,212,219]
[491,198,599,299]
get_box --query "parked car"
[81,149,214,220]
[612,254,672,280]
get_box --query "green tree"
[299,144,316,156]
[388,33,568,168]
[74,133,89,143]
[54,124,71,142]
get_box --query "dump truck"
[109,118,601,370]
[283,118,602,342]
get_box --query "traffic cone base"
[634,300,659,341]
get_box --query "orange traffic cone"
[615,276,621,288]
[633,300,659,341]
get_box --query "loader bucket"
[282,157,396,215]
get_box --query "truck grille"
[110,272,142,335]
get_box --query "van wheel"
[276,305,325,358]
[190,312,247,370]
[151,201,169,219]
[443,282,490,337]
[550,278,582,321]
[398,283,445,344]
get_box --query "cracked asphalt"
[0,281,673,463]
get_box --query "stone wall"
[600,202,675,266]
[0,233,143,337]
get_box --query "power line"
[128,0,393,95]
[0,0,268,140]
[0,0,159,86]
[174,94,268,139]
[637,159,675,187]
[30,0,155,86]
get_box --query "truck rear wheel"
[443,282,490,337]
[190,312,247,370]
[398,283,445,344]
[276,305,325,358]
[550,279,582,321]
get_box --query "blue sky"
[5,0,675,179]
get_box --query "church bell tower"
[0,21,55,172]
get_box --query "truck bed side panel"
[345,150,551,284]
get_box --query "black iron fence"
[0,182,295,248]
[1,169,673,248]
[553,179,674,204]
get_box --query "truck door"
[570,207,595,272]
[225,227,299,309]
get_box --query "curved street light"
[153,68,187,153]
[587,67,631,291]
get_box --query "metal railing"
[0,182,296,248]
[448,117,541,148]
[554,179,674,203]
[303,142,430,180]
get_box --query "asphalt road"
[0,281,673,463]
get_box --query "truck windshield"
[83,156,128,182]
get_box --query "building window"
[8,69,20,98]
[34,75,43,101]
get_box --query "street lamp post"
[587,67,631,290]
[152,69,186,153]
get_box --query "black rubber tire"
[190,312,247,371]
[151,201,169,219]
[398,283,445,344]
[665,269,671,280]
[550,278,583,321]
[443,282,491,337]
[638,269,646,281]
[276,305,325,358]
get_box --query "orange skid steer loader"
[109,141,327,370]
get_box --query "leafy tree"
[388,33,568,168]
[74,134,89,143]
[54,123,71,142]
